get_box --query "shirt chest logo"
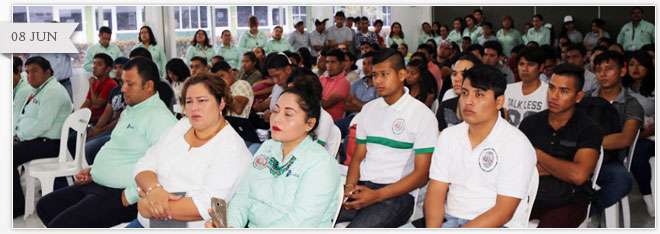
[479,148,498,172]
[253,155,269,170]
[392,118,406,135]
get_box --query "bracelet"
[145,183,162,196]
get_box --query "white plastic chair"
[23,108,92,219]
[329,125,341,160]
[525,168,540,228]
[331,181,345,227]
[579,147,605,228]
[430,98,440,114]
[616,129,640,228]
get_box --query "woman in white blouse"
[126,72,252,228]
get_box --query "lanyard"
[22,79,52,114]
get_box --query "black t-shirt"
[108,85,124,122]
[519,109,604,208]
[436,96,460,131]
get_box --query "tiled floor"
[12,71,656,229]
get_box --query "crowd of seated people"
[12,6,655,228]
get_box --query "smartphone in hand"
[211,197,227,228]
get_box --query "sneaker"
[643,194,655,217]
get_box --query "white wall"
[391,6,432,51]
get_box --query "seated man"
[13,56,73,218]
[504,46,548,127]
[482,41,515,84]
[425,64,536,228]
[36,57,177,228]
[586,51,642,216]
[211,61,254,119]
[520,63,604,228]
[436,53,481,132]
[337,49,438,228]
[84,57,129,165]
[565,43,599,93]
[319,49,351,121]
[82,53,118,125]
[336,51,378,138]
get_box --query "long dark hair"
[405,59,437,104]
[297,47,313,70]
[389,22,405,39]
[138,26,157,45]
[623,51,654,97]
[165,58,190,84]
[191,29,212,48]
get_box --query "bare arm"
[639,124,654,139]
[603,119,642,150]
[536,148,599,185]
[231,96,249,115]
[344,94,366,113]
[253,86,274,96]
[424,180,449,228]
[321,93,345,109]
[135,171,202,221]
[461,195,521,228]
[253,98,271,112]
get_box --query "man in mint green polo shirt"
[617,7,655,51]
[264,26,293,54]
[84,26,123,79]
[13,56,73,218]
[524,14,551,46]
[36,57,177,228]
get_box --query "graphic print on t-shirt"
[504,82,549,127]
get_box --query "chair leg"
[66,176,74,186]
[23,175,36,219]
[621,196,630,228]
[39,176,55,197]
[604,202,620,228]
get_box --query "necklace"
[193,120,226,141]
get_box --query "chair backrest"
[523,167,540,227]
[591,147,605,191]
[58,108,91,166]
[431,98,440,114]
[330,125,341,160]
[625,129,641,172]
[331,182,344,227]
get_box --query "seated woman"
[126,72,252,228]
[405,59,437,107]
[343,52,360,84]
[206,71,342,228]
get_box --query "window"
[381,6,391,26]
[292,6,306,26]
[272,7,286,26]
[237,6,268,27]
[174,6,209,30]
[116,6,137,31]
[13,6,27,22]
[215,8,229,27]
[95,8,113,30]
[29,6,53,23]
[59,8,83,31]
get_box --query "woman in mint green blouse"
[132,26,167,78]
[185,29,216,66]
[496,15,524,58]
[447,17,464,45]
[462,15,483,44]
[386,22,408,47]
[206,69,341,228]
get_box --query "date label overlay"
[0,23,78,53]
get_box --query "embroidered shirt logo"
[392,118,406,135]
[479,148,498,172]
[253,155,269,170]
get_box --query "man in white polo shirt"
[504,46,549,127]
[337,49,438,228]
[425,64,536,228]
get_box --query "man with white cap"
[289,20,311,52]
[562,15,583,44]
[311,18,329,58]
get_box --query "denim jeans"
[442,214,508,228]
[589,162,633,216]
[630,139,655,195]
[59,78,73,102]
[125,218,144,228]
[336,181,414,228]
[84,131,112,165]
